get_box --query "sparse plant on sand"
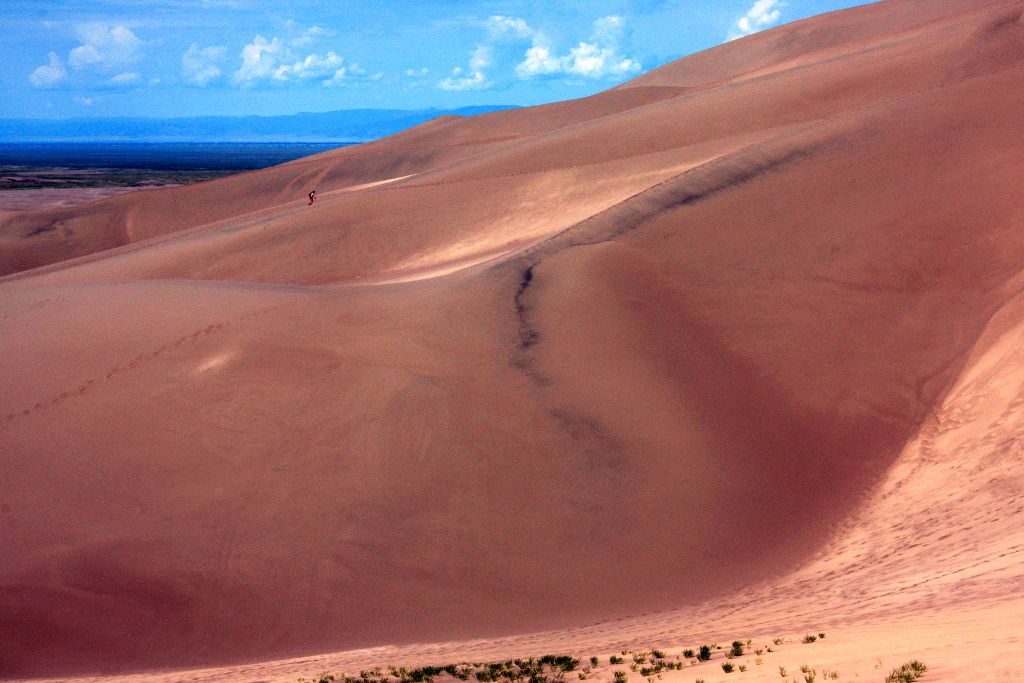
[698,645,711,662]
[682,649,695,659]
[885,661,927,682]
[590,657,598,667]
[818,633,825,640]
[721,662,734,673]
[773,638,785,646]
[729,641,744,658]
[613,671,628,683]
[738,665,747,672]
[779,666,787,677]
[802,634,818,644]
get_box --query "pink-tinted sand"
[2,1,1024,680]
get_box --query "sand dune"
[3,0,1024,679]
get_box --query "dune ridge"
[3,0,1024,679]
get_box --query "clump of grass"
[802,634,818,644]
[728,641,744,658]
[773,638,785,646]
[721,662,734,673]
[885,661,927,683]
[738,665,747,672]
[589,658,598,667]
[818,633,825,640]
[650,650,666,660]
[697,646,711,662]
[682,649,695,659]
[779,666,787,677]
[610,657,624,666]
[613,671,628,683]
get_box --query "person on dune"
[308,189,317,205]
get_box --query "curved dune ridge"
[3,0,1024,679]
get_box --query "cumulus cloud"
[515,15,640,80]
[233,35,373,87]
[182,43,227,86]
[31,23,146,88]
[291,25,334,48]
[29,52,68,88]
[486,15,534,40]
[439,45,492,91]
[110,71,141,85]
[728,0,784,40]
[405,67,429,77]
[277,51,345,80]
[234,35,284,84]
[517,45,560,77]
[68,24,143,71]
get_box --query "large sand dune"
[3,0,1024,679]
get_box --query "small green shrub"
[613,671,628,683]
[590,657,598,667]
[721,663,734,673]
[729,641,744,658]
[802,635,817,644]
[610,657,623,665]
[885,660,927,683]
[697,646,711,662]
[738,665,747,672]
[682,649,695,659]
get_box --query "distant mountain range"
[0,105,519,142]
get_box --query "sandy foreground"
[3,0,1024,680]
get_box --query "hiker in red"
[308,189,316,205]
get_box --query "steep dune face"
[3,0,1024,678]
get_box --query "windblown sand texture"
[3,0,1024,679]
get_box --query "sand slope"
[3,0,1024,678]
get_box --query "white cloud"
[233,35,373,87]
[728,0,784,40]
[110,71,141,85]
[516,45,560,77]
[486,15,534,39]
[233,35,284,84]
[562,41,641,78]
[439,45,492,91]
[68,24,143,71]
[515,15,640,80]
[182,43,227,86]
[291,25,334,48]
[29,52,68,88]
[279,51,345,80]
[405,67,429,77]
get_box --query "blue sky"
[2,0,872,120]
